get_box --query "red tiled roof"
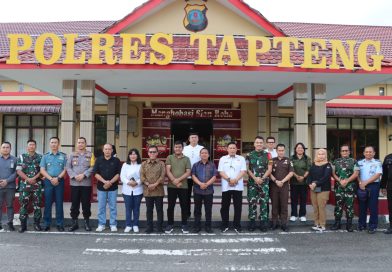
[0,20,391,67]
[273,22,392,61]
[0,21,115,57]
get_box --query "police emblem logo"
[183,2,208,32]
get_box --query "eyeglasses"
[148,151,157,154]
[341,150,349,152]
[267,142,275,144]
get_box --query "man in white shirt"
[266,136,278,158]
[218,141,246,233]
[183,133,204,218]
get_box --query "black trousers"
[220,190,243,229]
[290,184,307,217]
[194,193,213,227]
[388,189,392,227]
[145,196,164,229]
[167,187,188,225]
[70,186,92,219]
[186,178,193,216]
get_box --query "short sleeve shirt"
[166,154,191,189]
[358,158,383,183]
[93,156,122,191]
[40,151,67,177]
[218,155,247,192]
[245,150,272,183]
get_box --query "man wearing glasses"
[266,137,278,159]
[331,145,359,232]
[141,145,166,233]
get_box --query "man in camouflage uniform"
[16,139,43,232]
[246,136,272,232]
[331,145,359,232]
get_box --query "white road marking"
[83,247,287,256]
[95,237,278,244]
[224,264,298,271]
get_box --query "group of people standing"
[0,134,391,235]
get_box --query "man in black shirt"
[381,153,392,234]
[93,144,121,232]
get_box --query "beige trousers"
[310,191,330,227]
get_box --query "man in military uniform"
[16,139,43,232]
[246,136,272,232]
[331,145,359,232]
[66,137,95,232]
[40,137,67,232]
[381,152,392,234]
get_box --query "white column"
[106,97,116,145]
[60,80,77,155]
[118,96,129,161]
[311,83,327,154]
[293,83,309,149]
[257,98,268,139]
[80,80,95,152]
[269,99,279,143]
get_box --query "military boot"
[33,219,42,231]
[260,221,268,232]
[68,219,79,232]
[247,220,256,232]
[346,218,354,232]
[330,219,341,230]
[84,218,92,231]
[18,219,27,233]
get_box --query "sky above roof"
[0,0,391,26]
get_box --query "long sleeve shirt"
[140,159,166,197]
[120,162,142,196]
[0,155,17,189]
[307,163,332,192]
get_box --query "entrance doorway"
[171,119,213,156]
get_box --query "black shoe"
[247,220,255,232]
[346,219,354,233]
[68,219,79,232]
[156,228,164,234]
[357,225,366,232]
[368,228,376,234]
[220,226,229,233]
[18,220,27,233]
[260,221,268,232]
[330,220,341,230]
[8,222,15,231]
[384,227,392,234]
[281,224,289,232]
[57,226,65,232]
[205,226,213,233]
[271,223,278,230]
[84,219,92,231]
[43,226,50,231]
[234,227,242,234]
[192,227,201,233]
[145,227,153,234]
[34,222,42,231]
